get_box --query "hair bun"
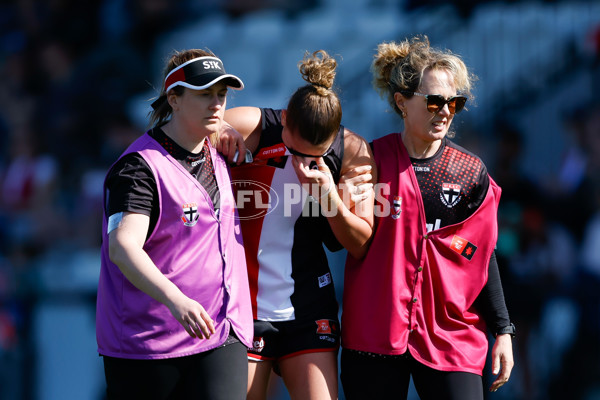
[298,50,337,94]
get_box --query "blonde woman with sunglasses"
[340,35,515,400]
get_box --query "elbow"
[347,235,373,260]
[108,238,125,266]
[348,248,367,260]
[348,244,368,260]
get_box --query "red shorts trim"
[247,318,340,360]
[247,353,274,362]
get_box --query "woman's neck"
[162,120,206,154]
[402,132,441,159]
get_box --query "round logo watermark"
[231,179,279,220]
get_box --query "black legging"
[103,341,248,400]
[341,348,483,400]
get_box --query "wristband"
[496,323,516,338]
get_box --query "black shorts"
[103,338,247,400]
[248,315,340,362]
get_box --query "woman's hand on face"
[166,293,216,339]
[217,122,248,165]
[339,165,374,207]
[291,156,334,199]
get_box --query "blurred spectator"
[0,124,64,256]
[546,106,598,242]
[70,112,140,250]
[550,103,600,399]
[555,106,589,196]
[13,0,101,53]
[491,120,580,400]
[0,252,23,400]
[28,39,84,180]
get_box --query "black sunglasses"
[285,144,333,159]
[401,91,467,114]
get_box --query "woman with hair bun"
[223,50,376,399]
[340,36,515,399]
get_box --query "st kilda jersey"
[410,138,510,332]
[231,108,343,322]
[412,137,489,231]
[411,138,509,331]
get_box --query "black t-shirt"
[411,137,489,230]
[105,127,220,239]
[410,137,510,334]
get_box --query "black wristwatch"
[496,323,516,338]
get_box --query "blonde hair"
[286,50,342,146]
[372,35,475,117]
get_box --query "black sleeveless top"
[230,108,344,321]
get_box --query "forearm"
[109,239,183,309]
[320,189,373,259]
[476,251,511,334]
[109,233,215,339]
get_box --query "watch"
[496,323,516,338]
